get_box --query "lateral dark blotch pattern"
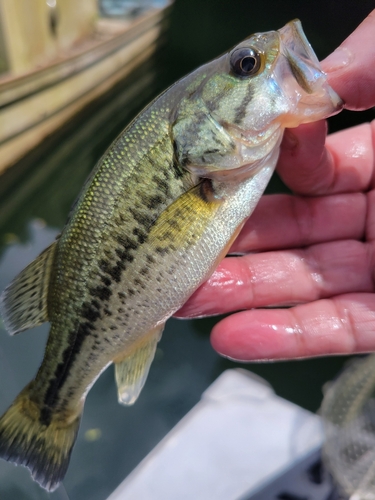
[39,407,52,426]
[152,175,171,197]
[100,275,111,287]
[117,235,138,251]
[90,285,112,302]
[144,194,164,210]
[128,208,155,229]
[42,310,101,420]
[99,259,125,283]
[82,302,101,323]
[132,227,148,244]
[115,247,134,264]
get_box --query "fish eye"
[230,47,261,77]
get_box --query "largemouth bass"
[0,20,342,491]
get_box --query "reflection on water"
[0,62,158,253]
[100,0,169,18]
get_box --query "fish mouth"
[276,19,343,126]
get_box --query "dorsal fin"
[0,242,57,335]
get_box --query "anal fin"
[114,324,164,406]
[0,242,57,335]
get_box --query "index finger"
[277,121,375,195]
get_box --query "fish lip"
[276,19,343,120]
[278,19,321,76]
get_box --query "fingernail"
[321,46,353,73]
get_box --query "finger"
[176,240,374,318]
[277,120,329,195]
[322,10,375,110]
[367,190,375,241]
[210,293,375,361]
[324,122,375,192]
[277,121,375,195]
[230,192,366,253]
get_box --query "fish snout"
[276,19,343,126]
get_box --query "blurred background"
[0,0,374,498]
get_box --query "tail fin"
[0,385,81,492]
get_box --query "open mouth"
[276,20,343,122]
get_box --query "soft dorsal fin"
[114,325,164,406]
[0,242,57,335]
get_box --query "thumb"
[322,10,375,111]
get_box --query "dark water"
[0,1,374,498]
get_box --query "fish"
[0,20,342,491]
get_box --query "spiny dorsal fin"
[0,242,57,335]
[114,325,164,406]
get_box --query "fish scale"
[33,107,187,416]
[0,20,342,491]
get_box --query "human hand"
[176,10,375,362]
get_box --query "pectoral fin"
[0,242,57,335]
[114,325,164,406]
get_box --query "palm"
[177,10,375,361]
[177,119,375,360]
